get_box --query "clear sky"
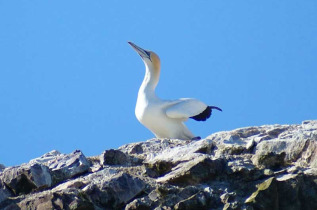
[1,1,316,166]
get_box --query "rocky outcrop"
[0,120,317,209]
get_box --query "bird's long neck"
[139,64,160,99]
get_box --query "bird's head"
[128,42,160,71]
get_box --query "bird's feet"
[191,136,201,140]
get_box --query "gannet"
[128,42,222,140]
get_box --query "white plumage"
[165,98,207,120]
[128,42,222,140]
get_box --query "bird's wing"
[165,98,208,120]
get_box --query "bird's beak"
[128,42,151,61]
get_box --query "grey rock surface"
[1,163,52,195]
[30,149,91,185]
[0,180,12,203]
[0,120,316,209]
[0,164,5,172]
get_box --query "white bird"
[128,42,222,140]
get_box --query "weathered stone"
[29,150,62,164]
[220,191,236,206]
[245,177,278,209]
[157,156,225,185]
[146,139,215,165]
[120,138,191,160]
[1,163,52,195]
[125,196,153,210]
[51,150,90,183]
[0,180,12,203]
[246,173,317,210]
[231,127,261,139]
[11,189,95,210]
[174,192,207,210]
[0,164,5,172]
[266,127,289,138]
[246,138,256,150]
[82,172,146,209]
[0,201,20,210]
[1,120,317,209]
[296,139,317,168]
[252,151,286,169]
[145,160,175,178]
[100,149,130,166]
[87,156,103,173]
[225,156,264,182]
[30,150,90,185]
[143,139,218,179]
[18,191,57,210]
[125,143,144,154]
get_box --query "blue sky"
[1,1,316,166]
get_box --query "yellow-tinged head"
[149,51,160,71]
[128,42,160,72]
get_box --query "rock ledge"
[1,120,317,209]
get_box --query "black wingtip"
[190,106,211,121]
[209,106,222,112]
[190,105,222,122]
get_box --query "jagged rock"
[174,191,210,210]
[120,138,191,161]
[245,173,317,210]
[245,177,278,209]
[125,196,153,210]
[0,120,317,209]
[100,149,131,166]
[0,180,12,203]
[87,155,103,173]
[157,156,225,185]
[145,139,217,178]
[6,187,95,210]
[252,151,287,169]
[1,163,52,195]
[31,150,90,185]
[0,164,5,172]
[81,171,146,208]
[29,150,62,164]
[0,166,9,203]
[220,191,238,209]
[0,150,90,198]
[1,168,145,209]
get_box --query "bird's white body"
[136,91,199,140]
[129,42,220,140]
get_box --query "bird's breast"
[135,97,166,125]
[136,102,158,123]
